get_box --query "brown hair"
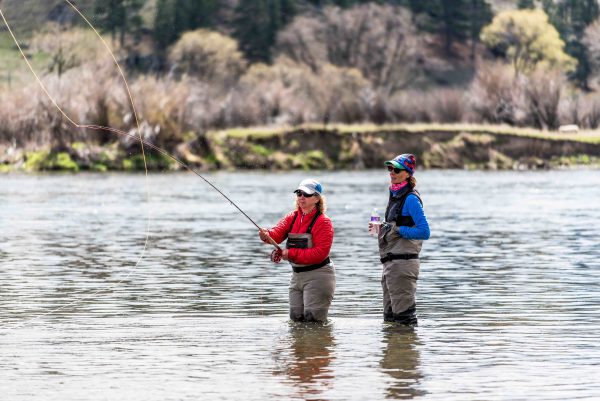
[294,194,327,214]
[407,176,417,189]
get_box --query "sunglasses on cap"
[294,190,317,198]
[387,165,406,174]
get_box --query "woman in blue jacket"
[370,153,430,326]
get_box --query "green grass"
[0,0,95,90]
[0,31,54,90]
[122,153,175,171]
[0,164,12,173]
[250,144,274,157]
[212,126,291,139]
[24,150,79,172]
[212,123,600,144]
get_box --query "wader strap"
[292,257,331,273]
[306,211,321,233]
[287,210,321,234]
[288,212,298,232]
[380,253,419,264]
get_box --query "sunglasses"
[387,165,405,174]
[295,190,317,198]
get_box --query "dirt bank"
[196,126,600,170]
[3,125,600,171]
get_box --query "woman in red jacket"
[259,178,335,322]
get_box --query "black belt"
[292,257,331,273]
[380,253,419,264]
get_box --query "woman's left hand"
[281,249,290,261]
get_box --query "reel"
[270,249,282,263]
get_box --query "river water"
[1,170,599,400]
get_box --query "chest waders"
[286,211,335,322]
[378,190,423,325]
[286,211,331,272]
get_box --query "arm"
[399,195,430,240]
[263,211,296,244]
[288,216,334,265]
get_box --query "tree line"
[89,0,600,89]
[5,0,600,159]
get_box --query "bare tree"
[276,4,423,95]
[468,62,526,125]
[583,20,600,88]
[523,68,566,130]
[31,23,107,77]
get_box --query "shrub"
[431,89,466,123]
[468,62,526,125]
[522,68,567,130]
[168,29,247,86]
[384,91,434,123]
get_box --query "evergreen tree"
[543,0,600,88]
[233,0,296,62]
[94,0,144,47]
[518,0,536,9]
[469,0,493,60]
[173,0,220,33]
[154,0,177,51]
[407,0,491,57]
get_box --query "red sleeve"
[265,211,296,244]
[288,215,334,265]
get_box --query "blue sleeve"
[398,194,430,240]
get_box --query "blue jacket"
[391,190,430,240]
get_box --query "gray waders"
[378,221,422,325]
[286,212,335,323]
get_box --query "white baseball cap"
[294,178,323,195]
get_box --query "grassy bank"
[220,123,600,143]
[2,124,600,172]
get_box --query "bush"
[431,89,466,123]
[168,29,247,86]
[385,91,434,123]
[468,62,526,125]
[522,68,567,130]
[564,95,600,129]
[232,58,371,127]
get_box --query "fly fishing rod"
[0,1,283,333]
[0,4,281,253]
[82,124,283,254]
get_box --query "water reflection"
[2,171,600,400]
[380,325,424,399]
[273,322,336,400]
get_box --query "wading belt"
[292,257,331,273]
[380,253,419,264]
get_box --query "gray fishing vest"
[286,211,331,272]
[378,190,423,260]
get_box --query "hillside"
[1,0,94,33]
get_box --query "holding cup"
[369,208,381,236]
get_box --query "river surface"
[1,170,599,400]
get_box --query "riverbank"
[2,124,600,172]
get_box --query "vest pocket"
[286,237,309,249]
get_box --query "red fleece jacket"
[267,208,334,265]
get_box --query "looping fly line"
[0,0,276,332]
